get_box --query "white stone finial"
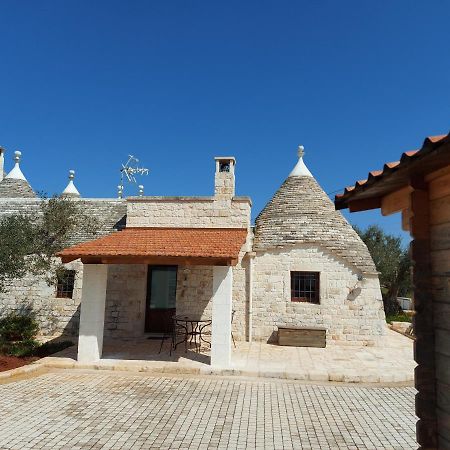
[138,184,144,196]
[117,185,123,199]
[62,169,81,197]
[289,144,313,178]
[5,149,27,181]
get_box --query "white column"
[77,264,108,363]
[211,266,233,368]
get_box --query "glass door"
[145,266,177,333]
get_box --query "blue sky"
[1,1,449,241]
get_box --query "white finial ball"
[69,170,75,180]
[14,150,22,161]
[138,184,144,196]
[297,145,305,158]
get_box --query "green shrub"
[2,339,39,357]
[386,313,412,324]
[0,312,39,342]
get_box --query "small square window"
[56,270,76,299]
[291,272,320,304]
[219,161,230,172]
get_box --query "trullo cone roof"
[253,151,376,273]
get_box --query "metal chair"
[231,309,236,348]
[158,312,186,355]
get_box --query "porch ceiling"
[57,227,248,266]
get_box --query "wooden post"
[410,176,437,449]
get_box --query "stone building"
[0,145,386,366]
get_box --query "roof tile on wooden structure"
[335,133,449,210]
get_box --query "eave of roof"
[335,133,450,210]
[57,227,248,266]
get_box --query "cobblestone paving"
[0,372,416,449]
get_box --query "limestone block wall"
[175,266,213,318]
[103,264,148,338]
[102,261,250,341]
[251,245,387,346]
[0,260,83,337]
[126,197,251,229]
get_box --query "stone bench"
[278,326,326,348]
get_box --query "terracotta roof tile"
[335,133,449,206]
[57,227,248,264]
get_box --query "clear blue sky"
[1,1,449,240]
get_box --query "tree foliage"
[0,196,99,293]
[354,224,411,314]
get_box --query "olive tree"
[0,196,98,293]
[354,224,411,314]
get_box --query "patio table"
[173,315,212,353]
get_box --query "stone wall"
[251,245,387,346]
[126,197,251,229]
[103,264,148,338]
[102,260,250,341]
[0,260,83,337]
[0,197,126,336]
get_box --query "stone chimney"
[0,147,4,182]
[214,157,236,199]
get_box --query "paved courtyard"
[44,329,415,383]
[0,371,416,449]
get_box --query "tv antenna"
[118,155,149,197]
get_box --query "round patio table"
[173,315,212,353]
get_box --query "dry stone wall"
[0,260,83,337]
[0,198,126,336]
[251,245,387,346]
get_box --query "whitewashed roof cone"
[289,145,313,177]
[6,151,27,181]
[0,150,36,198]
[62,170,81,197]
[253,145,376,273]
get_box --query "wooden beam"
[381,186,412,216]
[402,208,410,232]
[348,197,381,212]
[78,255,234,266]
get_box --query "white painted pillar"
[211,266,233,368]
[77,264,108,363]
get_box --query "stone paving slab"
[32,329,415,384]
[0,371,416,449]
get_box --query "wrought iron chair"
[158,312,186,355]
[231,309,236,348]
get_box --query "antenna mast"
[118,155,149,197]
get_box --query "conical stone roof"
[253,153,376,273]
[0,150,36,199]
[0,178,36,198]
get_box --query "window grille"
[290,271,320,304]
[56,270,76,299]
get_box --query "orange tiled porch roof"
[335,133,450,211]
[57,227,248,266]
